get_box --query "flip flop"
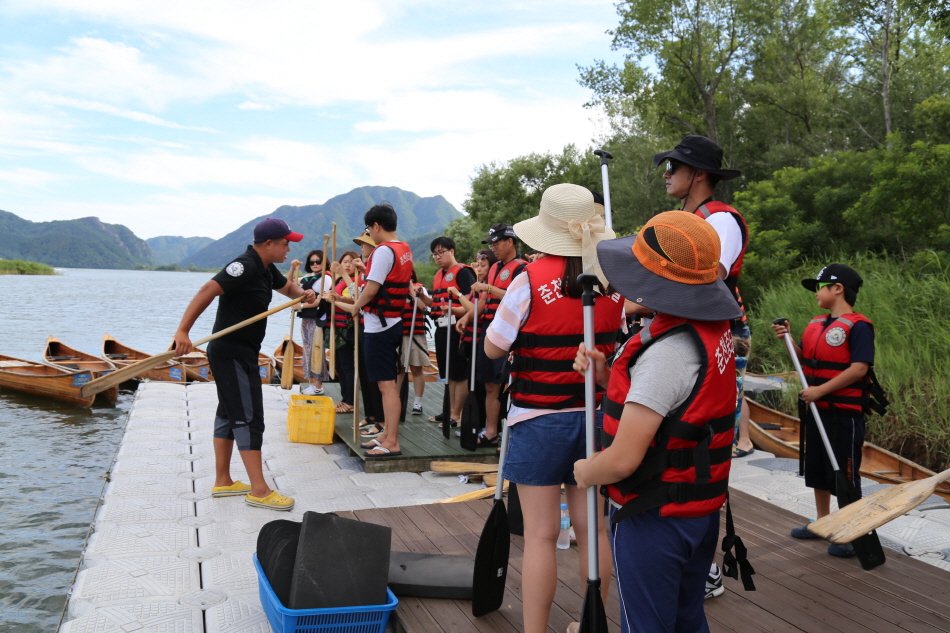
[364,446,403,457]
[732,447,755,458]
[360,438,381,449]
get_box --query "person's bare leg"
[483,382,501,439]
[815,489,832,518]
[735,398,753,452]
[518,484,562,633]
[237,449,271,498]
[565,485,612,604]
[450,379,467,421]
[411,365,425,398]
[214,437,236,488]
[372,380,401,452]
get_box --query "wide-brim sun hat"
[353,231,376,248]
[596,210,742,321]
[652,135,741,181]
[513,183,616,286]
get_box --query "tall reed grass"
[749,253,950,472]
[0,259,55,275]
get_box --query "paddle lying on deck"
[809,466,950,544]
[578,274,608,633]
[281,262,302,389]
[441,296,453,439]
[471,421,510,616]
[775,318,886,570]
[460,297,480,451]
[430,461,498,474]
[80,296,306,398]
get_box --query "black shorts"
[803,408,864,496]
[208,354,265,451]
[434,326,469,382]
[475,339,507,385]
[364,323,403,383]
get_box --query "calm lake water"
[0,268,303,632]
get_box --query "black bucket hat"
[596,211,742,321]
[653,135,741,181]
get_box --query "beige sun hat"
[513,183,616,286]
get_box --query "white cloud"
[31,92,216,131]
[237,101,273,111]
[0,167,63,188]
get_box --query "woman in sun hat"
[572,211,754,633]
[483,183,625,633]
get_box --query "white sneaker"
[301,385,323,396]
[705,563,724,599]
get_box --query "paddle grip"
[594,150,614,230]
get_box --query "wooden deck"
[337,489,950,633]
[323,382,500,473]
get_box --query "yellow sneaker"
[245,490,295,511]
[211,481,252,497]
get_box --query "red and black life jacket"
[801,313,873,413]
[363,242,413,326]
[334,278,352,330]
[510,256,623,410]
[695,201,748,324]
[601,313,736,521]
[402,283,428,336]
[482,257,527,326]
[461,290,484,345]
[430,263,472,320]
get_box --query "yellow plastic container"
[287,395,336,444]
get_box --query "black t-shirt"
[455,266,476,295]
[207,246,288,358]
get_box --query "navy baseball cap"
[482,223,516,244]
[254,218,303,243]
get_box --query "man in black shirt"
[174,218,315,511]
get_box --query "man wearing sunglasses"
[653,135,750,600]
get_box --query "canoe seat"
[179,352,206,358]
[48,355,79,361]
[106,354,129,359]
[0,361,34,368]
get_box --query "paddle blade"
[429,462,498,474]
[434,484,504,504]
[472,499,510,617]
[442,384,451,439]
[399,372,409,423]
[80,351,176,397]
[579,579,608,633]
[810,476,940,544]
[460,392,480,451]
[281,339,295,390]
[831,472,886,570]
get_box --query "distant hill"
[146,235,215,265]
[182,186,461,269]
[0,210,154,269]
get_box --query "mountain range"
[0,186,461,270]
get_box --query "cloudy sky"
[0,1,623,239]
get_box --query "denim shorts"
[504,410,601,486]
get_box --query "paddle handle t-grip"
[774,317,840,471]
[579,273,601,584]
[594,149,613,230]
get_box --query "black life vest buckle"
[668,482,690,504]
[668,449,692,471]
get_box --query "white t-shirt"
[362,243,399,333]
[706,212,743,273]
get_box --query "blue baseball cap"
[254,218,303,243]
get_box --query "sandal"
[438,419,458,429]
[476,434,499,448]
[429,413,444,423]
[360,438,381,449]
[364,446,403,457]
[360,423,385,438]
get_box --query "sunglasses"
[309,259,321,265]
[665,160,683,176]
[817,282,834,290]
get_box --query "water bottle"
[556,503,571,550]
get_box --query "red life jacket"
[363,241,413,326]
[430,263,472,320]
[801,313,873,413]
[333,279,352,329]
[601,313,736,521]
[695,201,748,324]
[509,256,623,410]
[461,290,484,345]
[482,257,526,326]
[402,283,428,336]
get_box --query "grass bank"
[0,259,56,275]
[749,253,950,472]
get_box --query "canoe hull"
[102,334,186,384]
[258,354,275,385]
[0,354,95,407]
[273,338,304,384]
[747,398,950,501]
[44,336,119,404]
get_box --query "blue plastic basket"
[253,554,398,633]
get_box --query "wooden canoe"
[258,353,275,384]
[747,398,950,501]
[102,334,186,384]
[42,336,119,404]
[273,337,304,384]
[170,346,213,382]
[0,353,95,407]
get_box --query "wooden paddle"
[329,223,337,379]
[460,296,480,451]
[809,466,950,544]
[578,274,608,633]
[430,461,498,474]
[307,234,330,388]
[775,318,886,570]
[352,276,362,444]
[80,296,306,398]
[441,296,453,439]
[281,261,301,389]
[471,421,510,616]
[434,480,508,504]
